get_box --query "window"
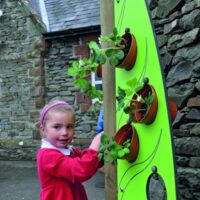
[91,72,102,103]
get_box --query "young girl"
[37,100,102,200]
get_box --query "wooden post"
[100,0,117,199]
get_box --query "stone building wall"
[0,0,46,160]
[0,1,100,161]
[150,0,200,199]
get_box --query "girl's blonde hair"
[39,100,75,126]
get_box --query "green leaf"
[109,56,119,66]
[115,50,124,60]
[100,35,112,43]
[90,86,103,100]
[115,36,123,46]
[90,52,98,63]
[117,86,126,98]
[107,141,118,150]
[117,149,125,158]
[123,148,130,154]
[98,54,106,64]
[99,145,106,153]
[109,149,118,159]
[146,93,154,105]
[113,27,118,36]
[79,58,86,66]
[72,61,79,68]
[67,67,76,76]
[123,106,131,114]
[88,41,100,51]
[98,152,103,160]
[67,61,80,76]
[105,49,114,58]
[126,78,137,89]
[117,86,126,111]
[101,134,109,145]
[109,32,116,41]
[104,153,110,162]
[74,79,89,88]
[117,100,125,111]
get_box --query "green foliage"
[117,77,144,111]
[67,27,125,103]
[98,134,131,165]
[99,27,125,66]
[67,59,103,101]
[116,77,154,121]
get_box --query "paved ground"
[0,161,105,200]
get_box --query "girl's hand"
[89,132,103,151]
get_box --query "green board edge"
[114,0,177,199]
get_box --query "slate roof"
[44,0,100,32]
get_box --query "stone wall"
[150,0,200,199]
[0,0,46,160]
[43,32,100,139]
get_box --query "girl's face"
[40,110,75,148]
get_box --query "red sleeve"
[38,148,100,183]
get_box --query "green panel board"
[114,0,177,200]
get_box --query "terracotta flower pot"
[168,99,177,122]
[114,124,139,163]
[130,85,158,124]
[116,32,137,70]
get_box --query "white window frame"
[91,72,102,103]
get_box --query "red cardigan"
[37,147,100,200]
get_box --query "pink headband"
[40,101,69,125]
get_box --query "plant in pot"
[96,27,137,71]
[67,27,137,100]
[98,124,139,165]
[117,77,158,124]
[67,27,139,163]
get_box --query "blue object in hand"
[97,108,104,133]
